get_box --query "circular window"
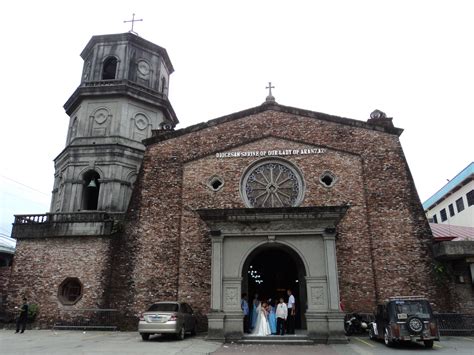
[241,159,305,208]
[58,277,83,305]
[137,60,150,76]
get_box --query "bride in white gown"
[251,302,271,336]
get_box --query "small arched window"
[82,170,100,210]
[70,117,78,140]
[102,57,118,80]
[161,77,167,94]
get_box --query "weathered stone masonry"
[109,103,451,329]
[6,103,452,330]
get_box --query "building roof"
[430,223,474,242]
[0,235,16,254]
[81,32,174,73]
[145,102,404,146]
[422,162,474,211]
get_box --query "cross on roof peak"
[265,82,276,103]
[124,13,143,35]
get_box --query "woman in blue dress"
[268,298,277,334]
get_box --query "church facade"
[6,32,452,342]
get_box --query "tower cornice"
[63,79,178,124]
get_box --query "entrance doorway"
[242,244,307,329]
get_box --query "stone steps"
[238,334,314,345]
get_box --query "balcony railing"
[12,212,125,239]
[14,212,124,225]
[82,79,167,98]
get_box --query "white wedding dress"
[251,305,271,336]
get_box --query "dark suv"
[369,296,440,348]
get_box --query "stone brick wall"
[113,105,450,329]
[0,266,11,304]
[7,237,113,327]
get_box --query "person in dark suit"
[15,297,28,333]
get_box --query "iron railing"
[434,313,474,335]
[53,309,121,331]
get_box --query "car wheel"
[424,340,434,349]
[384,328,394,347]
[141,333,150,341]
[407,316,423,334]
[177,326,185,340]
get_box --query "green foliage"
[28,303,39,321]
[433,261,450,283]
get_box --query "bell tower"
[51,33,178,213]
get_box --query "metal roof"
[430,223,474,241]
[422,162,474,210]
[0,235,16,254]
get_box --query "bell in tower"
[51,33,179,213]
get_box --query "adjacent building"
[423,163,474,313]
[423,162,474,227]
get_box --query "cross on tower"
[266,82,275,97]
[124,13,143,34]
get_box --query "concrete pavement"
[0,330,473,355]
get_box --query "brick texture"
[5,105,455,329]
[109,107,451,329]
[7,237,113,327]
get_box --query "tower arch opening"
[82,170,100,210]
[102,56,118,80]
[242,243,308,330]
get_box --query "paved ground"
[0,330,473,355]
[0,330,220,355]
[215,336,474,354]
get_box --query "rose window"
[241,160,304,208]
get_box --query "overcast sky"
[0,0,472,237]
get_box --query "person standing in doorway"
[241,293,250,333]
[251,293,260,330]
[276,297,288,335]
[15,297,28,334]
[287,289,296,334]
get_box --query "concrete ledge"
[433,241,474,259]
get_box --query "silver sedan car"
[138,302,197,340]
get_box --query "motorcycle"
[344,313,368,336]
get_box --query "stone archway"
[198,206,349,343]
[242,243,307,330]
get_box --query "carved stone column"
[222,276,243,340]
[207,233,225,341]
[323,231,346,343]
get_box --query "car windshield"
[394,301,431,319]
[147,303,179,312]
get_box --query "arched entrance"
[242,244,307,330]
[198,206,348,342]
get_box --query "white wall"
[426,180,474,227]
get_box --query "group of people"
[241,289,296,336]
